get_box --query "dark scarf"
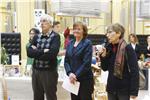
[113,39,127,79]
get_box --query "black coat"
[100,44,139,96]
[145,46,150,58]
[129,43,142,59]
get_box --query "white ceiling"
[51,0,110,17]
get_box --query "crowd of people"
[26,14,150,100]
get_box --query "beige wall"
[136,21,144,34]
[144,22,150,34]
[136,21,150,35]
[16,0,35,60]
[0,1,8,32]
[112,0,122,23]
[54,15,106,35]
[89,18,105,34]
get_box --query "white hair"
[40,14,53,25]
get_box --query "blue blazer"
[64,38,93,81]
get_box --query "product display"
[92,63,108,100]
[1,33,21,64]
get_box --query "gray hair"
[107,23,125,38]
[40,14,53,25]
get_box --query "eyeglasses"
[106,31,116,36]
[107,30,114,34]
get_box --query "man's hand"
[44,49,49,53]
[69,73,77,84]
[31,45,37,49]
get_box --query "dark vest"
[34,33,55,69]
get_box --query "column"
[129,0,136,34]
[112,0,122,23]
[16,0,35,60]
[0,0,7,32]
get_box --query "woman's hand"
[130,96,137,100]
[99,47,107,57]
[69,73,77,84]
[147,53,150,57]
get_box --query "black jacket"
[129,43,142,59]
[64,39,93,81]
[100,44,139,96]
[27,31,60,70]
[144,46,150,58]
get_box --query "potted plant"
[0,45,8,76]
[1,45,8,65]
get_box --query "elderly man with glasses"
[27,14,60,100]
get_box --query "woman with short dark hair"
[26,28,40,66]
[99,23,139,100]
[64,22,94,100]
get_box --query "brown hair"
[107,23,125,38]
[73,21,88,39]
[53,21,60,27]
[129,33,139,43]
[29,28,40,35]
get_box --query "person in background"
[129,34,142,60]
[144,36,150,69]
[26,28,40,70]
[99,23,139,100]
[53,21,66,65]
[64,27,70,49]
[64,22,94,100]
[145,36,150,60]
[27,14,60,100]
[53,21,64,50]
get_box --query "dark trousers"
[32,69,58,100]
[71,79,94,100]
[108,92,129,100]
